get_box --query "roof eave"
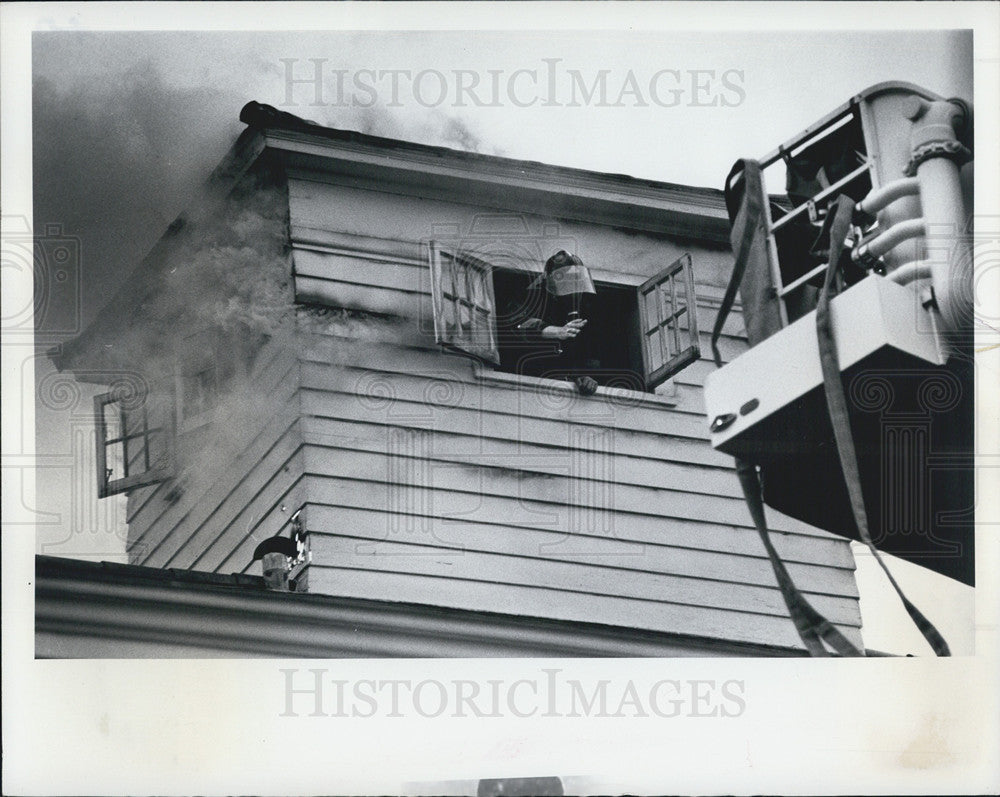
[262,127,730,242]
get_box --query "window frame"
[637,253,701,390]
[470,359,682,408]
[94,388,175,498]
[428,244,699,400]
[428,241,501,365]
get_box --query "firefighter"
[514,250,600,395]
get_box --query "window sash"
[429,241,500,364]
[94,391,175,498]
[637,253,700,389]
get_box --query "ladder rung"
[771,161,873,233]
[779,263,829,296]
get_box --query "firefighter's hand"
[542,319,587,341]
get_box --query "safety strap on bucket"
[736,458,864,656]
[713,160,764,368]
[816,196,951,657]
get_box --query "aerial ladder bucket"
[704,82,975,586]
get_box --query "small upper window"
[94,388,174,497]
[427,244,699,393]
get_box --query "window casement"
[428,242,699,393]
[637,253,701,389]
[428,241,500,365]
[94,389,175,498]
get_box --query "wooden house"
[42,102,863,656]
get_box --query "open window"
[429,244,699,393]
[428,241,500,365]
[637,254,700,389]
[94,388,175,498]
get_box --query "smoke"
[33,33,484,565]
[440,115,483,152]
[33,62,249,337]
[315,103,484,153]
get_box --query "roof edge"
[36,555,807,658]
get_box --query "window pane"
[661,285,676,327]
[472,306,490,345]
[125,435,147,477]
[443,294,459,336]
[95,390,175,495]
[469,267,482,305]
[428,243,500,366]
[102,402,122,439]
[644,291,658,333]
[442,253,459,300]
[637,253,700,390]
[105,440,125,482]
[473,266,492,311]
[122,406,146,437]
[182,366,217,418]
[647,329,665,371]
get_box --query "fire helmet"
[530,250,597,297]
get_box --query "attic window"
[427,244,699,392]
[94,390,174,497]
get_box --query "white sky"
[30,28,974,189]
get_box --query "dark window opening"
[427,241,699,393]
[492,268,649,393]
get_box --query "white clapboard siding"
[305,533,858,622]
[201,450,310,576]
[303,506,854,597]
[288,237,861,651]
[300,439,839,539]
[298,351,716,441]
[300,384,732,469]
[298,482,854,569]
[303,565,862,652]
[126,481,168,526]
[301,415,746,499]
[145,415,303,570]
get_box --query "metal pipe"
[856,177,920,217]
[887,260,933,285]
[854,218,926,261]
[261,552,291,591]
[904,96,973,337]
